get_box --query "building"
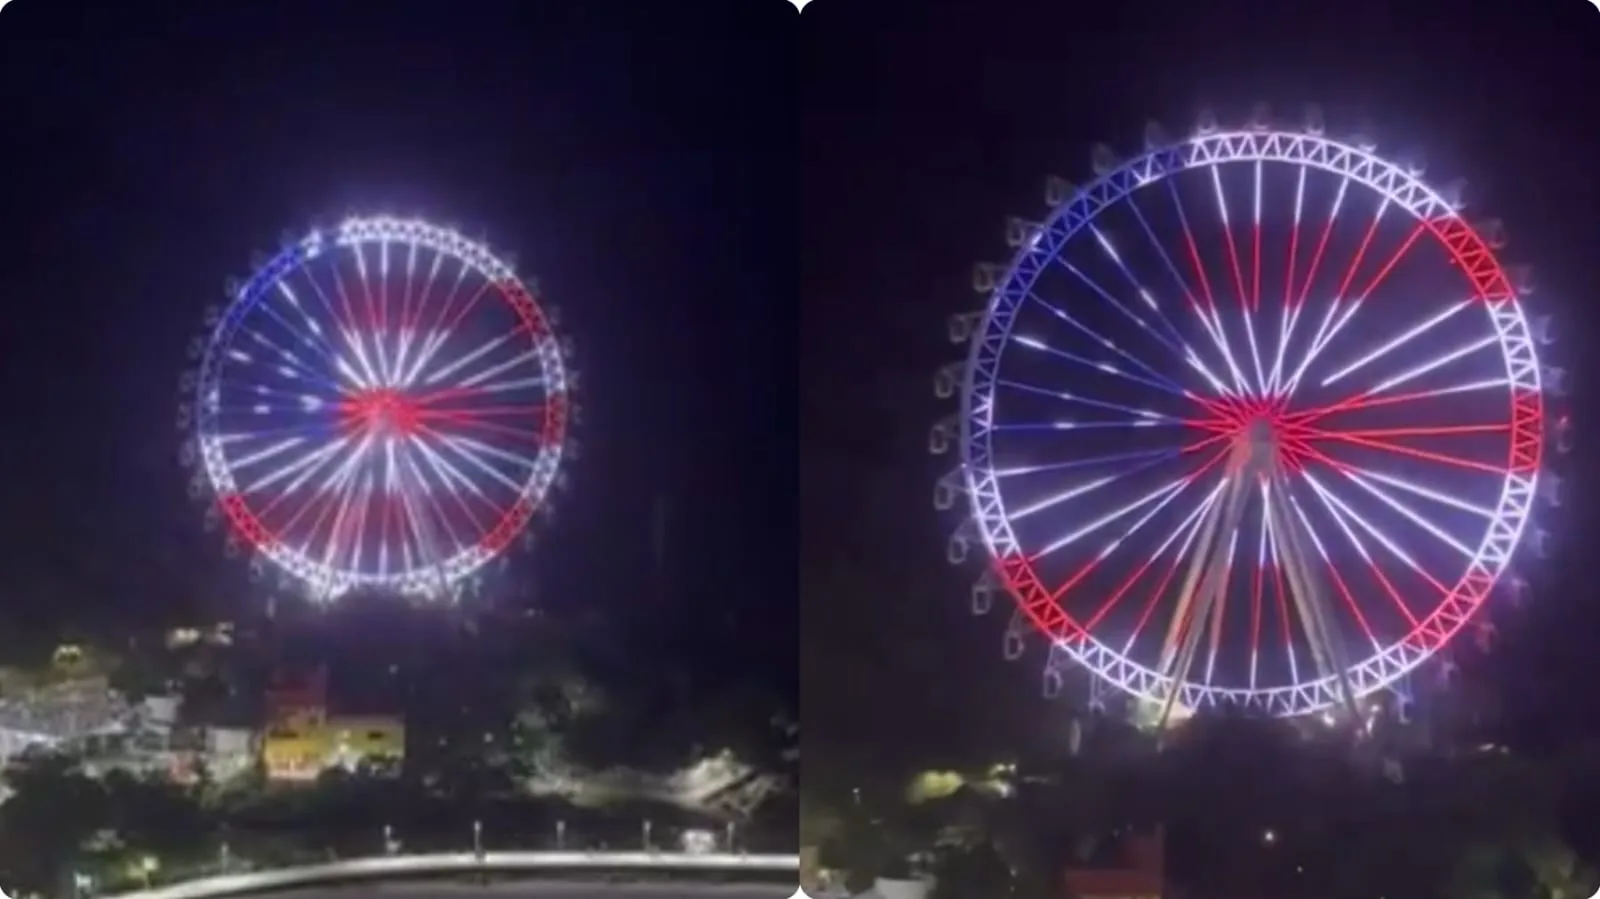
[261,722,324,780]
[190,725,258,782]
[0,675,133,764]
[261,668,403,781]
[263,714,405,780]
[266,667,330,723]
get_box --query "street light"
[472,819,483,856]
[642,818,653,850]
[681,829,716,855]
[555,819,566,850]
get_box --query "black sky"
[800,0,1600,773]
[0,0,797,696]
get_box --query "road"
[258,881,794,899]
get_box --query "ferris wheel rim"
[192,215,572,598]
[959,128,1544,717]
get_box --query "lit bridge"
[104,850,800,898]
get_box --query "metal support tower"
[1153,417,1361,730]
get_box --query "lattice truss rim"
[193,215,572,598]
[960,129,1544,717]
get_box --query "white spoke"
[1321,300,1469,387]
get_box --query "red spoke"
[1352,223,1426,300]
[1317,423,1509,440]
[1181,430,1238,456]
[1188,416,1243,436]
[1283,214,1303,308]
[418,408,545,443]
[437,463,492,531]
[441,281,498,339]
[1294,197,1338,306]
[300,486,345,563]
[1083,546,1165,633]
[327,263,365,335]
[1332,205,1385,301]
[356,253,382,332]
[1220,201,1251,312]
[1298,426,1507,475]
[415,403,546,420]
[1188,392,1241,422]
[1284,385,1474,425]
[1126,536,1195,659]
[1315,544,1381,646]
[1358,553,1422,629]
[1178,213,1220,309]
[422,279,492,352]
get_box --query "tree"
[101,768,211,861]
[0,753,112,895]
[800,789,843,849]
[929,841,1017,899]
[817,806,912,893]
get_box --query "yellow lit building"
[262,720,325,781]
[262,714,404,781]
[327,715,404,767]
[259,669,403,781]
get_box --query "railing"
[102,850,800,899]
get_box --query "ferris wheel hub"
[1209,395,1294,476]
[342,387,423,438]
[1237,413,1282,472]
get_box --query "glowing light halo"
[193,215,571,600]
[960,128,1543,717]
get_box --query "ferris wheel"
[179,215,575,601]
[932,107,1566,725]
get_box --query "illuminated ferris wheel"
[932,107,1568,725]
[179,215,575,601]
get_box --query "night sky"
[800,0,1600,777]
[0,0,797,698]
